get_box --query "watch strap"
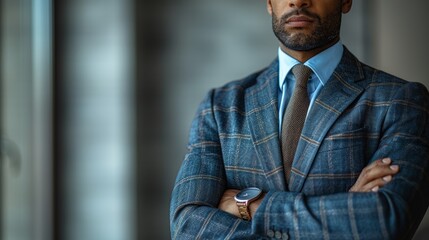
[236,201,252,220]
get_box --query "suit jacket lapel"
[245,59,287,191]
[289,48,366,192]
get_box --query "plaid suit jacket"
[170,48,429,239]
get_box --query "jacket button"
[282,232,289,240]
[267,230,275,238]
[275,231,282,239]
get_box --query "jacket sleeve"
[170,90,259,239]
[252,82,429,239]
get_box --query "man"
[170,0,429,239]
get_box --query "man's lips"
[285,15,314,28]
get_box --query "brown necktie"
[281,64,312,183]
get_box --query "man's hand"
[218,189,264,219]
[349,158,399,192]
[218,189,240,217]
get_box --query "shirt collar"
[278,41,344,91]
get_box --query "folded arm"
[218,157,400,219]
[170,83,429,239]
[250,82,429,239]
[170,90,260,239]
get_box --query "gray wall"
[372,0,429,88]
[57,0,135,240]
[1,0,53,239]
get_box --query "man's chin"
[282,40,321,52]
[281,35,338,52]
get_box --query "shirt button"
[275,231,282,239]
[267,230,275,238]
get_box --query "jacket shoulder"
[358,62,429,106]
[362,62,427,88]
[210,66,272,106]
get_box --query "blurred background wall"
[1,0,428,240]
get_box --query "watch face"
[235,187,262,201]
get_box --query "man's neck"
[280,37,340,63]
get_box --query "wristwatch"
[234,187,262,220]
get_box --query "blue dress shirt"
[278,41,344,132]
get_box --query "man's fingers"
[357,158,391,181]
[390,165,399,171]
[365,158,391,171]
[381,157,391,164]
[360,159,399,183]
[383,175,392,182]
[362,175,393,192]
[349,157,400,192]
[350,174,394,192]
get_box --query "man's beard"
[272,8,342,51]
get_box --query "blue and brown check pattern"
[170,48,429,239]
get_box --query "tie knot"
[292,64,312,87]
